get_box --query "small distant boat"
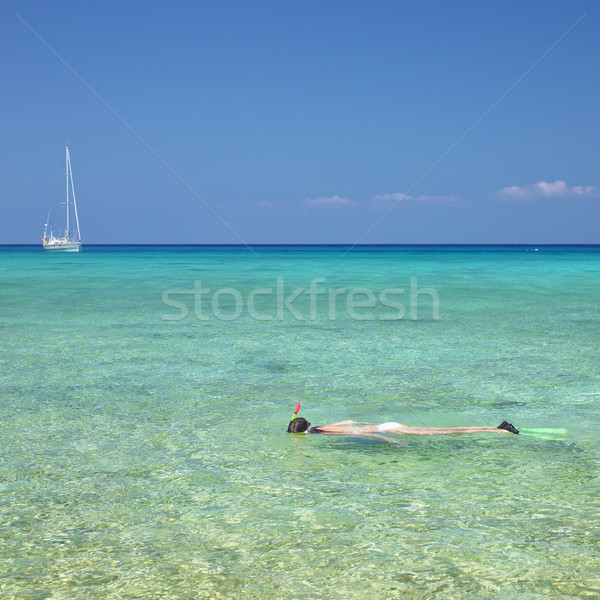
[42,144,82,252]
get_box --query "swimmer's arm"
[319,429,405,445]
[316,424,354,434]
[316,422,371,434]
[318,420,371,429]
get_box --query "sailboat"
[42,144,82,252]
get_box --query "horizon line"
[2,243,600,248]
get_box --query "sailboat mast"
[42,145,82,251]
[66,145,70,238]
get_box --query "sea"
[1,245,599,599]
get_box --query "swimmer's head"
[287,417,311,433]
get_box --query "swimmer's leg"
[397,425,515,436]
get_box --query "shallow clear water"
[1,245,599,599]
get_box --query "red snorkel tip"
[292,402,301,419]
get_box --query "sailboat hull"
[42,241,82,252]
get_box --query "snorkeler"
[288,417,519,441]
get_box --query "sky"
[1,0,599,244]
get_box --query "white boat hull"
[43,241,82,252]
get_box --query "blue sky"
[1,0,599,244]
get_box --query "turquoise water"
[1,245,599,599]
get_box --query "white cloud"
[257,200,280,208]
[371,193,462,206]
[303,195,358,207]
[256,195,359,210]
[371,193,411,204]
[499,180,597,200]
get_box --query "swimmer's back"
[377,422,403,432]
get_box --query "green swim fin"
[520,428,568,441]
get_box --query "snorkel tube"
[291,402,301,420]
